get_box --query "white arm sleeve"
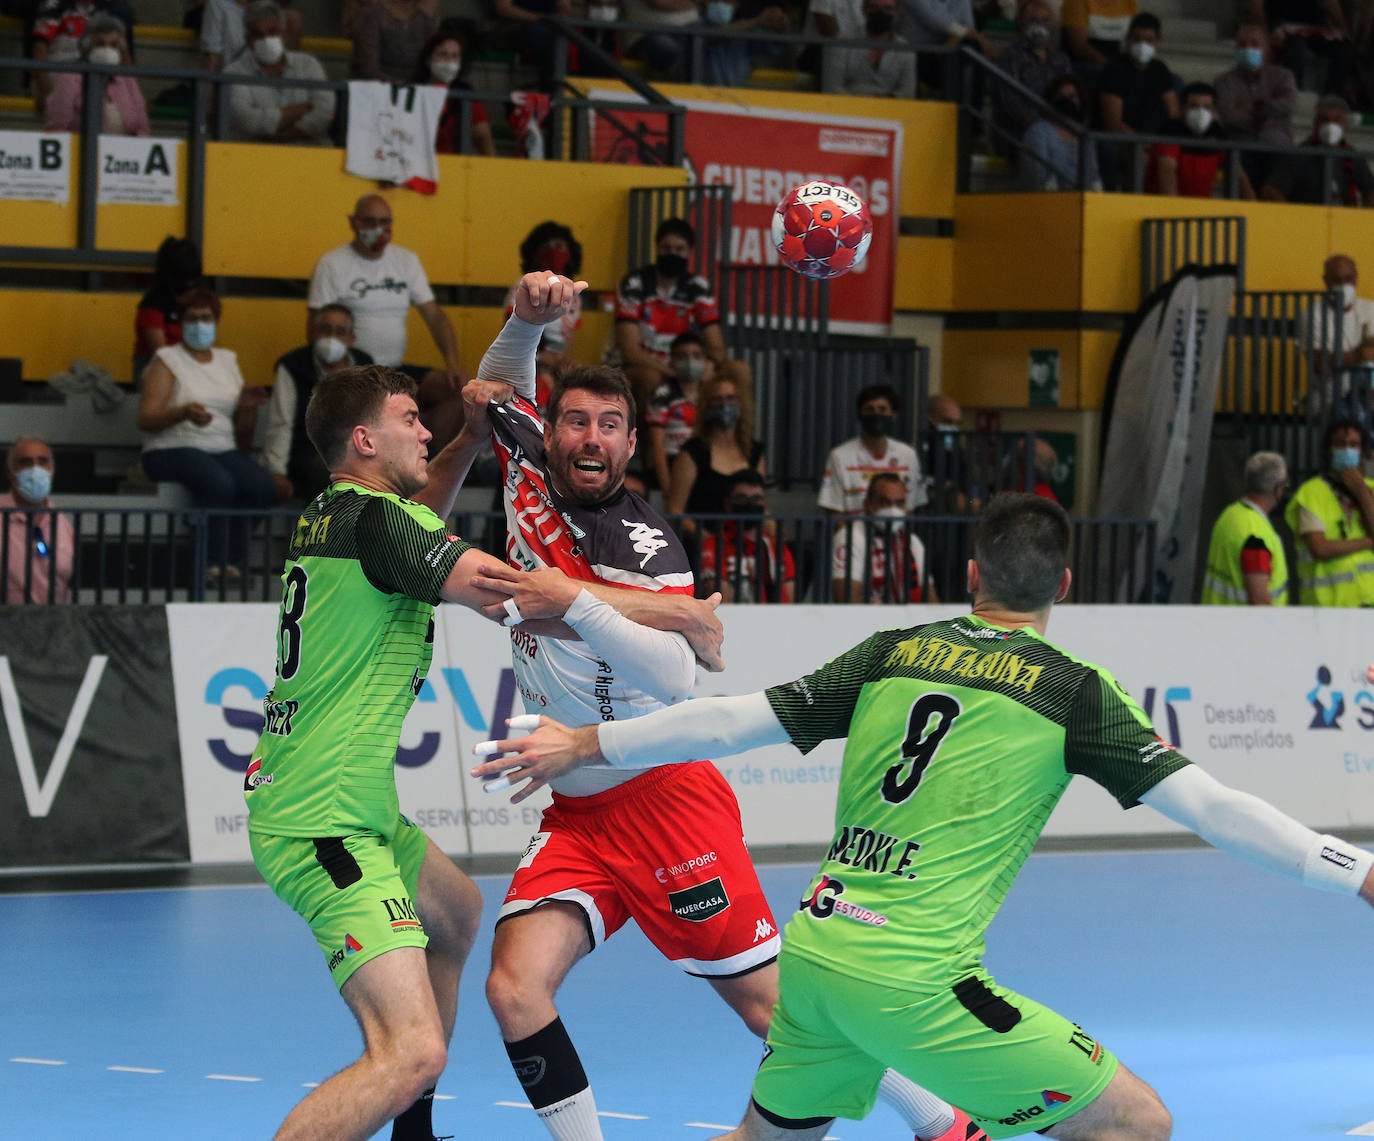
[598,691,790,769]
[1139,765,1374,894]
[476,313,541,402]
[562,589,696,705]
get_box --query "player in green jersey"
[247,274,727,1141]
[473,493,1374,1140]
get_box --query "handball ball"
[771,180,873,280]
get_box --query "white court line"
[598,1111,649,1120]
[495,1100,533,1108]
[10,1057,66,1066]
[107,1066,164,1074]
[1346,1122,1374,1136]
[205,1073,262,1082]
[685,1124,735,1131]
[434,1093,456,1100]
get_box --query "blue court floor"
[2,848,1372,1140]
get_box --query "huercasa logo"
[667,876,731,922]
[622,519,668,568]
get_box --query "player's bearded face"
[546,390,636,505]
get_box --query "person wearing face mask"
[1,436,75,605]
[829,0,915,97]
[504,220,585,367]
[702,0,792,90]
[30,0,137,110]
[645,330,710,492]
[1020,73,1104,190]
[1149,81,1255,199]
[413,29,495,157]
[992,0,1071,148]
[698,469,795,602]
[818,383,926,516]
[1261,95,1374,207]
[1212,23,1296,189]
[1097,11,1179,189]
[42,13,149,136]
[666,372,766,535]
[832,471,936,603]
[137,288,277,580]
[223,0,333,143]
[262,303,375,503]
[1201,450,1290,606]
[1284,419,1374,606]
[1299,255,1374,416]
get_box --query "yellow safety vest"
[1201,499,1288,605]
[1283,474,1374,606]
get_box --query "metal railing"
[2,505,1157,606]
[1141,216,1247,297]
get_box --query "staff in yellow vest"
[1284,419,1374,606]
[1201,451,1290,604]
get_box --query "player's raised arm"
[478,272,588,400]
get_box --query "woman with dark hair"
[133,235,204,382]
[665,371,765,532]
[409,27,495,156]
[504,220,585,369]
[1019,73,1103,190]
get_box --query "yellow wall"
[942,328,1082,409]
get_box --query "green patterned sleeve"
[765,633,889,755]
[356,497,473,604]
[1064,667,1193,808]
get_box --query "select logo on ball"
[771,180,873,280]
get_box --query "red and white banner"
[591,94,901,334]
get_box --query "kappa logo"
[753,917,776,942]
[622,520,668,568]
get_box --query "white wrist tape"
[1302,835,1374,894]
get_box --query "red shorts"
[498,761,781,977]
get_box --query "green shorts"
[753,952,1118,1139]
[249,817,431,990]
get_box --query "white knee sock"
[535,1088,605,1141]
[877,1068,956,1139]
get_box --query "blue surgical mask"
[1332,446,1361,471]
[14,466,52,503]
[1236,46,1263,70]
[182,320,216,351]
[706,1,734,23]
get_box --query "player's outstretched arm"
[1139,765,1374,905]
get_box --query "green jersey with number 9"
[764,615,1192,992]
[245,483,472,840]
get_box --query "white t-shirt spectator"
[831,518,930,603]
[224,50,335,142]
[818,436,927,513]
[141,343,243,454]
[307,242,435,367]
[201,0,247,64]
[1301,295,1374,360]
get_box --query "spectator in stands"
[644,330,707,492]
[1097,11,1180,189]
[223,1,333,144]
[829,0,916,97]
[30,0,136,110]
[414,29,496,157]
[1019,73,1102,189]
[351,0,439,84]
[1059,0,1134,79]
[698,470,796,602]
[1009,434,1061,501]
[899,0,989,96]
[1261,95,1374,206]
[263,303,374,503]
[136,288,276,579]
[992,0,1072,150]
[1251,0,1356,101]
[666,372,765,531]
[818,382,925,515]
[1,436,75,605]
[801,0,862,83]
[1300,254,1374,414]
[492,0,572,87]
[135,236,204,382]
[702,0,793,90]
[200,0,248,70]
[504,221,584,377]
[613,216,749,417]
[621,0,698,76]
[43,14,149,136]
[1284,418,1374,606]
[1200,450,1290,605]
[1149,82,1254,198]
[308,194,464,447]
[1213,23,1297,189]
[923,390,974,514]
[831,471,936,603]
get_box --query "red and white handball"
[770,180,873,280]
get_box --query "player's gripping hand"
[471,716,605,803]
[676,591,726,673]
[473,563,582,624]
[459,378,515,438]
[512,271,588,326]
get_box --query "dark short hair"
[181,288,222,320]
[547,364,637,428]
[726,469,766,496]
[865,471,907,501]
[1129,11,1162,35]
[316,302,355,328]
[670,330,706,354]
[855,383,901,416]
[154,235,201,287]
[305,365,417,469]
[1325,417,1366,449]
[973,493,1071,611]
[1044,72,1085,102]
[1181,81,1216,101]
[655,217,697,248]
[519,220,584,276]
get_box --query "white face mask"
[1318,121,1345,147]
[1184,107,1213,135]
[875,505,906,520]
[87,44,121,65]
[1128,40,1156,64]
[13,466,53,504]
[355,226,386,249]
[251,34,284,65]
[588,3,618,19]
[1337,282,1358,308]
[314,336,348,365]
[430,59,460,84]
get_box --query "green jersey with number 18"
[764,615,1192,993]
[245,483,471,840]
